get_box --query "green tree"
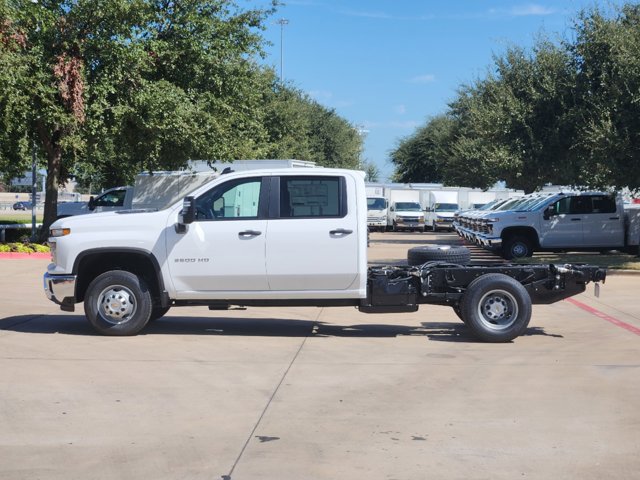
[0,0,277,239]
[391,114,453,183]
[570,4,640,191]
[361,161,379,182]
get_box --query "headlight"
[50,228,71,237]
[49,240,57,263]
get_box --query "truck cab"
[424,190,460,231]
[366,196,388,232]
[388,201,425,232]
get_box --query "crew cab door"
[166,176,269,293]
[539,196,583,247]
[580,195,625,247]
[265,175,359,291]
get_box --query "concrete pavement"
[1,233,639,479]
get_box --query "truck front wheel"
[84,270,153,336]
[460,273,532,342]
[502,235,533,259]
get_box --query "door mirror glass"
[180,196,196,225]
[88,196,96,210]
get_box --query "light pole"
[276,18,289,81]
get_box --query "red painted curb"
[0,252,50,259]
[566,297,640,336]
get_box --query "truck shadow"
[0,315,562,342]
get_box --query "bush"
[0,242,50,253]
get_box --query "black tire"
[460,273,532,342]
[84,270,152,336]
[502,235,533,260]
[149,306,171,322]
[407,245,471,266]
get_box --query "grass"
[0,214,44,224]
[514,251,640,270]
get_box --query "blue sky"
[257,1,625,181]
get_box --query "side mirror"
[88,196,96,211]
[390,206,394,212]
[543,207,552,220]
[178,196,196,230]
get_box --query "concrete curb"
[0,252,50,259]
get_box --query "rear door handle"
[238,230,262,237]
[570,218,581,221]
[609,216,620,220]
[330,228,353,235]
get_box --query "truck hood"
[396,211,424,216]
[50,208,172,233]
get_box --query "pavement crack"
[221,308,323,480]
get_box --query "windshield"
[395,202,422,211]
[367,197,386,210]
[494,198,526,211]
[434,203,458,212]
[526,195,558,211]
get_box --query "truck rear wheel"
[460,273,532,342]
[407,245,471,265]
[84,270,152,336]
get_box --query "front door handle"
[609,216,620,220]
[238,230,262,237]
[330,228,353,235]
[570,218,581,221]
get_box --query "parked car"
[12,201,32,210]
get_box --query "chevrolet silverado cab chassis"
[44,168,606,342]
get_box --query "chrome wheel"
[476,289,519,331]
[97,285,137,325]
[511,242,528,258]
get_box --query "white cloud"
[409,74,436,84]
[489,4,556,17]
[511,4,555,16]
[308,90,354,109]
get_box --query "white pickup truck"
[56,186,133,218]
[44,168,606,342]
[457,191,640,259]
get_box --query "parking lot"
[1,231,639,480]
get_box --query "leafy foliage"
[0,0,363,240]
[391,3,640,193]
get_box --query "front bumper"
[475,234,502,248]
[394,222,424,230]
[433,219,454,229]
[43,273,77,311]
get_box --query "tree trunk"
[37,124,62,243]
